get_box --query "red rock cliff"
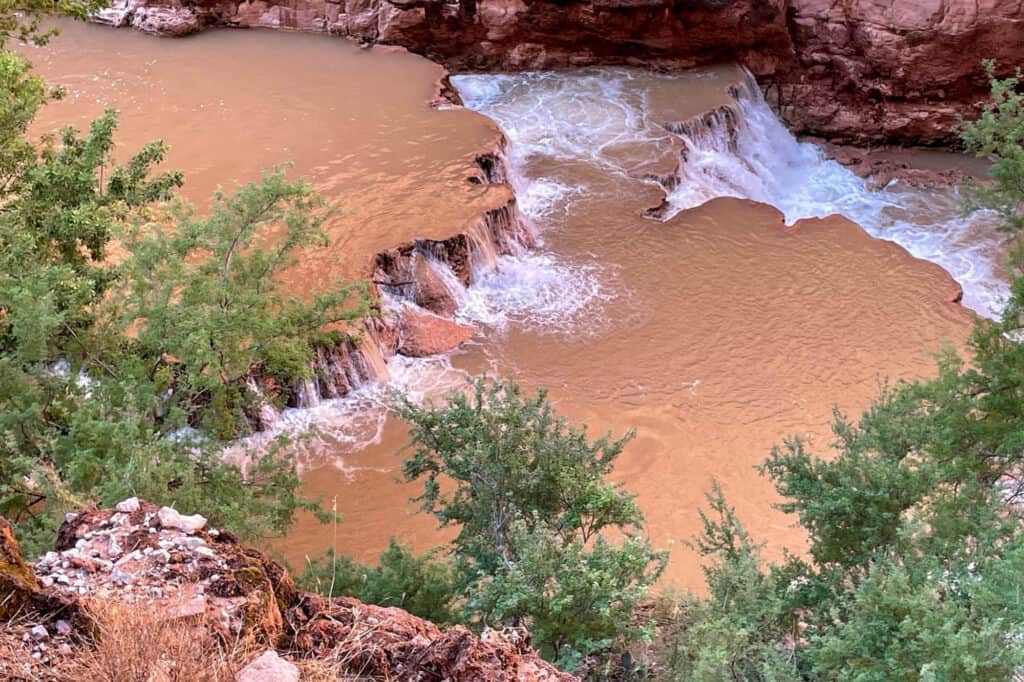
[94,0,1024,143]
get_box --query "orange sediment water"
[25,24,980,591]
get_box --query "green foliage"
[113,167,370,438]
[299,539,458,625]
[659,68,1024,681]
[665,350,1024,679]
[397,378,666,666]
[471,521,665,670]
[0,0,107,49]
[0,47,363,555]
[661,485,800,681]
[962,61,1024,234]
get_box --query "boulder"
[413,255,460,317]
[115,497,140,514]
[156,507,207,534]
[397,306,474,357]
[238,650,299,682]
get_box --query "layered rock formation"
[0,500,576,681]
[93,0,1024,144]
[257,143,532,419]
[776,0,1024,143]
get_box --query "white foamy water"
[236,66,1005,467]
[456,252,616,336]
[664,79,1005,316]
[455,70,676,203]
[454,69,1007,317]
[229,353,470,473]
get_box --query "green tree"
[397,378,666,667]
[962,61,1024,234]
[299,539,458,624]
[660,484,800,682]
[0,0,107,49]
[659,65,1024,682]
[113,167,370,438]
[0,44,362,554]
[664,368,1024,680]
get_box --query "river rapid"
[24,23,1002,590]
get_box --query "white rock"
[238,650,299,682]
[157,507,207,535]
[115,497,140,513]
[164,595,207,620]
[29,625,49,642]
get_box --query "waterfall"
[455,67,1006,317]
[661,69,1005,315]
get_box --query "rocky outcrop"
[93,0,1024,144]
[94,0,794,72]
[396,304,475,356]
[41,501,296,644]
[246,142,530,419]
[286,594,575,680]
[1,502,577,681]
[820,142,972,189]
[774,0,1024,143]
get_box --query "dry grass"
[289,614,389,682]
[64,601,249,682]
[0,607,62,682]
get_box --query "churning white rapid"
[453,68,1006,317]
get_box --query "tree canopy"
[397,378,667,667]
[0,36,366,553]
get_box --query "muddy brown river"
[25,22,988,590]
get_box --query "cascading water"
[454,68,1006,317]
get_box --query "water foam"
[448,71,630,335]
[662,76,1005,315]
[230,353,469,474]
[455,69,675,212]
[456,253,616,336]
[456,68,1007,317]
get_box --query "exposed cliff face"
[0,501,577,681]
[774,0,1024,143]
[93,0,1024,144]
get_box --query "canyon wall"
[93,0,1024,144]
[776,0,1024,143]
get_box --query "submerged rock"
[414,254,461,317]
[397,305,474,357]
